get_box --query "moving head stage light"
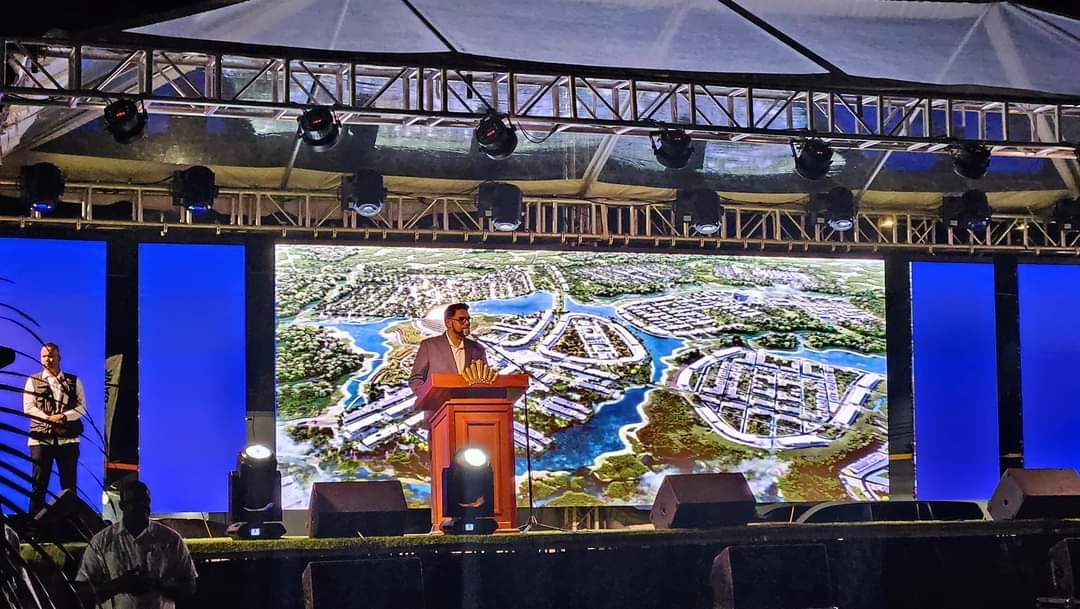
[442,447,496,535]
[20,163,65,214]
[103,99,147,144]
[227,444,285,539]
[1052,197,1080,230]
[942,189,992,232]
[477,182,523,231]
[650,127,694,169]
[171,166,219,215]
[675,189,722,235]
[475,111,517,160]
[809,187,857,232]
[950,141,992,180]
[792,139,834,181]
[342,170,386,217]
[298,107,340,152]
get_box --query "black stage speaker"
[650,473,756,529]
[33,489,107,542]
[711,544,832,609]
[308,480,407,538]
[988,468,1080,520]
[302,558,424,609]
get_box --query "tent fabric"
[129,0,1080,96]
[131,0,450,54]
[736,1,1080,95]
[399,0,825,74]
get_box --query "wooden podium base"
[429,399,518,532]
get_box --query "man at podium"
[408,303,489,397]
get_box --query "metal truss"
[4,37,1080,159]
[1,180,1078,256]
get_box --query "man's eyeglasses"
[449,317,471,324]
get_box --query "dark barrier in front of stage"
[179,524,1069,609]
[302,558,424,609]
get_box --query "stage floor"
[181,518,1080,555]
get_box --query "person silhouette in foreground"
[76,480,197,609]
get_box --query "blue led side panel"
[911,262,1000,500]
[0,238,106,514]
[139,244,246,514]
[1018,264,1080,472]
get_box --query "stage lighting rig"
[674,189,722,235]
[19,163,65,214]
[298,107,340,152]
[342,170,386,217]
[227,444,285,540]
[809,187,857,232]
[442,447,496,535]
[650,127,694,169]
[475,111,517,160]
[792,139,834,181]
[942,190,992,232]
[170,166,218,215]
[477,182,523,231]
[949,141,991,179]
[103,99,147,144]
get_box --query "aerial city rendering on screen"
[275,246,888,508]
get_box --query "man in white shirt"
[22,342,86,516]
[408,303,490,396]
[77,480,197,609]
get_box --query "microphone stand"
[474,337,564,533]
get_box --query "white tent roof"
[130,0,1080,96]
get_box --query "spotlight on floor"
[942,189,992,232]
[298,107,340,152]
[950,141,991,179]
[227,444,285,540]
[810,187,857,232]
[477,182,523,231]
[441,447,496,535]
[650,127,694,169]
[103,99,147,144]
[475,111,517,160]
[342,170,386,217]
[20,163,65,214]
[675,189,722,235]
[170,166,219,215]
[1052,197,1080,230]
[792,139,834,181]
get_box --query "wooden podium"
[415,373,528,532]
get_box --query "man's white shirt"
[446,334,467,374]
[76,521,197,609]
[22,369,87,446]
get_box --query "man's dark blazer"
[408,333,488,396]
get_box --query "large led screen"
[0,238,106,514]
[275,246,888,508]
